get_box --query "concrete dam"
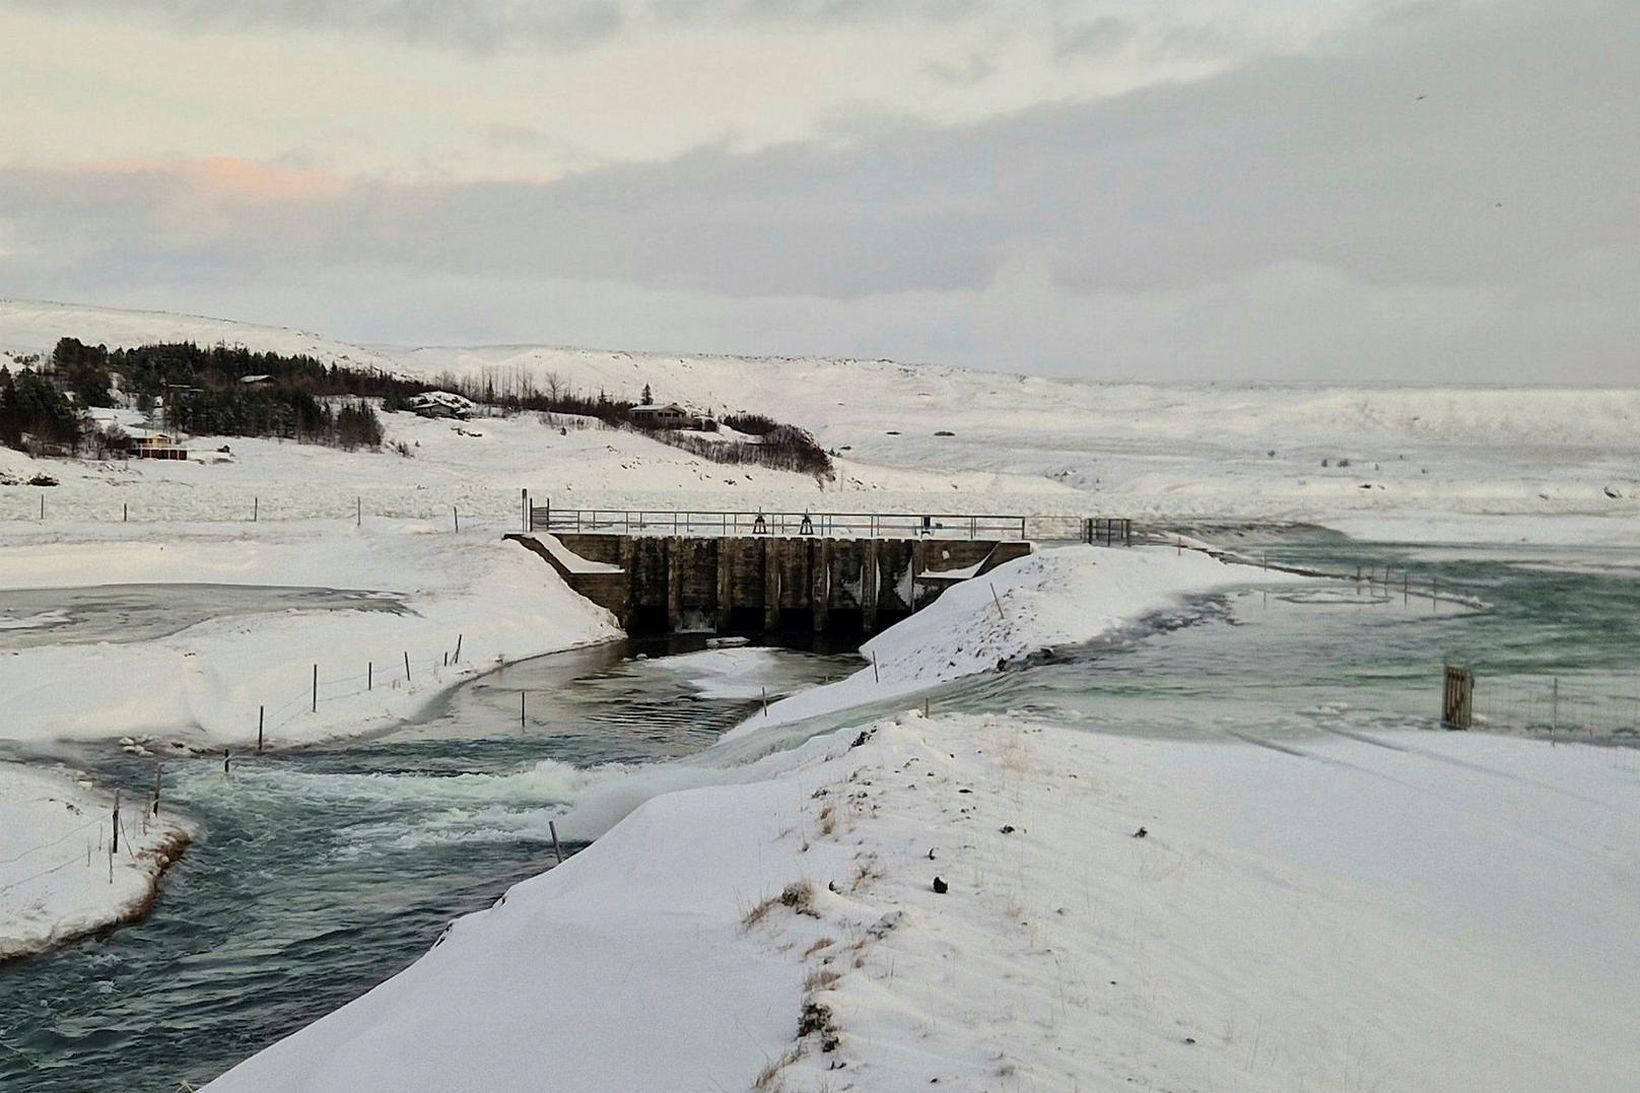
[506,531,1032,635]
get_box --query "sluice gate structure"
[506,499,1130,636]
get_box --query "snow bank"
[0,762,190,961]
[0,522,619,747]
[209,714,1640,1092]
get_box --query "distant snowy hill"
[4,297,1638,525]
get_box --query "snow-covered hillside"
[4,297,1637,527]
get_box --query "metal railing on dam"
[520,493,1134,546]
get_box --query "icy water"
[0,584,406,650]
[926,533,1640,745]
[0,636,858,1091]
[2,534,1636,1089]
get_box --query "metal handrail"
[528,506,1036,540]
[521,504,1139,545]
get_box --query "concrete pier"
[506,532,1031,635]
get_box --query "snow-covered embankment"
[0,522,620,748]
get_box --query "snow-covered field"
[1,761,190,961]
[0,522,618,749]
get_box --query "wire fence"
[0,488,517,530]
[1196,544,1486,612]
[1472,672,1640,742]
[248,631,487,748]
[0,797,148,899]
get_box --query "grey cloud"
[7,0,1636,297]
[1053,15,1133,60]
[11,0,989,51]
[11,0,625,53]
[3,0,1636,381]
[924,52,995,86]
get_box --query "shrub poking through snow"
[743,881,820,929]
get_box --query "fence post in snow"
[123,502,128,523]
[521,691,526,728]
[454,634,463,662]
[112,791,120,855]
[356,497,362,527]
[258,706,264,752]
[549,821,565,866]
[368,661,373,691]
[312,664,318,713]
[452,506,460,533]
[253,497,258,522]
[404,651,412,682]
[1442,665,1474,729]
[153,761,161,817]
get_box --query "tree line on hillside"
[3,338,832,478]
[0,367,85,454]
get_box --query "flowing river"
[1,532,1635,1090]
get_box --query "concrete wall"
[506,533,1031,635]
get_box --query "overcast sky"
[1,0,1635,382]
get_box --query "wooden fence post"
[549,820,565,865]
[312,664,318,712]
[405,651,412,682]
[258,705,264,751]
[112,790,120,855]
[1442,665,1474,729]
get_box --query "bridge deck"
[521,498,1133,545]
